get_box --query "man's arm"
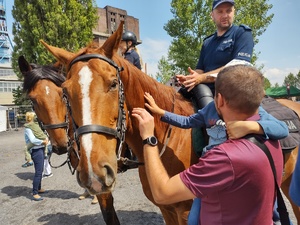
[132,107,195,204]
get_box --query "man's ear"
[216,93,225,108]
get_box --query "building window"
[0,81,22,92]
[0,68,14,76]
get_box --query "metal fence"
[6,105,32,130]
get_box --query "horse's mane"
[66,42,193,117]
[23,64,66,93]
[113,53,193,117]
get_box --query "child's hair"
[134,46,144,71]
[25,112,35,123]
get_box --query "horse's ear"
[101,20,124,59]
[40,40,75,67]
[18,55,32,75]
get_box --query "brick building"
[93,5,142,46]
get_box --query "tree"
[263,76,271,90]
[12,86,30,106]
[11,0,98,105]
[283,72,298,88]
[159,0,273,78]
[156,56,176,84]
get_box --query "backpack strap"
[245,135,290,225]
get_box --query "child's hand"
[144,92,165,116]
[226,121,262,139]
[226,121,249,139]
[42,139,49,146]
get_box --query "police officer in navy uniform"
[119,31,142,70]
[176,0,254,224]
[177,0,254,109]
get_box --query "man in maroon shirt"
[132,65,283,225]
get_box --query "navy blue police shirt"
[196,24,254,92]
[124,49,142,70]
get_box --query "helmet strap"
[125,41,132,53]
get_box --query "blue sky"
[5,0,300,86]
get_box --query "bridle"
[30,96,71,169]
[64,54,127,172]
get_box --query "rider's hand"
[176,67,206,92]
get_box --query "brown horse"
[40,22,300,224]
[18,56,120,225]
[41,22,197,225]
[276,99,300,223]
[19,56,69,155]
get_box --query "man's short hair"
[215,65,264,114]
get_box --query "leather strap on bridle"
[64,53,127,173]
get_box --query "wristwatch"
[143,136,158,146]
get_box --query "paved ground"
[0,128,297,225]
[0,128,163,225]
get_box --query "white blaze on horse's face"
[78,65,93,175]
[45,86,50,95]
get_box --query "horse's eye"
[111,79,118,90]
[29,97,37,104]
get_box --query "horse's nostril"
[104,165,115,187]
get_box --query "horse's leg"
[159,205,181,225]
[97,193,120,225]
[281,147,300,224]
[159,201,191,225]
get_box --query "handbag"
[246,136,290,225]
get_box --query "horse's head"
[18,56,69,155]
[40,22,126,194]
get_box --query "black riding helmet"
[122,31,137,46]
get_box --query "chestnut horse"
[18,56,120,225]
[40,22,300,224]
[276,99,300,222]
[19,56,69,155]
[40,22,197,224]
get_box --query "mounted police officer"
[119,31,142,70]
[175,0,255,224]
[177,0,254,110]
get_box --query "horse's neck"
[119,62,194,158]
[121,67,174,112]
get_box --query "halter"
[65,54,127,170]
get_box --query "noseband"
[65,54,127,169]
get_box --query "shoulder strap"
[245,136,290,225]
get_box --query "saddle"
[261,96,300,153]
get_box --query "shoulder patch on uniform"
[239,24,252,31]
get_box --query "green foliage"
[274,83,279,88]
[11,0,98,106]
[263,76,271,90]
[159,0,273,79]
[283,70,300,88]
[156,56,176,84]
[11,0,98,75]
[12,86,30,106]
